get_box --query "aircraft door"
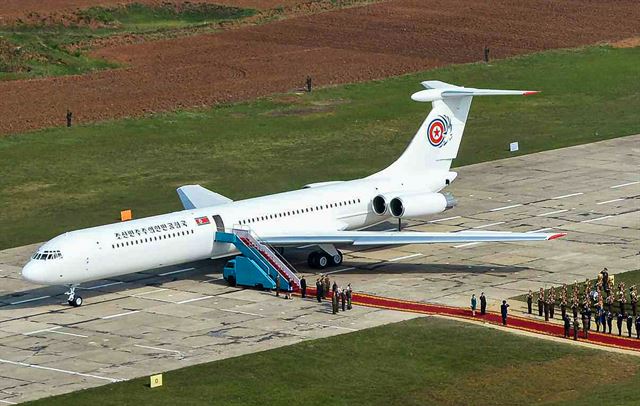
[212,215,225,232]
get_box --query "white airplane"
[22,81,564,307]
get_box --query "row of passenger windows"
[112,229,194,249]
[32,250,63,260]
[238,198,361,225]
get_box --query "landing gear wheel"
[69,296,83,307]
[317,252,329,269]
[329,250,343,267]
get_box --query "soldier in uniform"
[323,275,330,299]
[616,312,624,336]
[346,283,352,310]
[340,287,346,312]
[630,285,637,317]
[332,288,338,314]
[480,292,487,315]
[560,297,567,320]
[601,267,609,294]
[543,297,549,322]
[606,292,614,313]
[332,280,338,294]
[606,311,613,334]
[538,288,544,317]
[585,306,592,331]
[573,317,579,341]
[571,298,579,319]
[561,283,568,304]
[619,286,626,315]
[626,313,633,338]
[549,287,556,319]
[581,307,589,339]
[275,274,281,297]
[526,290,533,314]
[563,314,570,338]
[316,278,323,303]
[300,276,307,298]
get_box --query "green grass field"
[0,3,255,80]
[1,45,639,250]
[23,317,640,406]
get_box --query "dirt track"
[1,0,639,135]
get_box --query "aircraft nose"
[22,261,43,284]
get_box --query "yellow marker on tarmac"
[150,373,163,388]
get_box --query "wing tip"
[547,233,567,240]
[523,91,540,96]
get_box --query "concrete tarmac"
[0,135,638,403]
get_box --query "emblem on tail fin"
[427,115,452,147]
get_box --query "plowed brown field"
[2,0,639,135]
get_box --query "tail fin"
[372,81,537,179]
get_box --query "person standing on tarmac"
[275,274,281,297]
[340,287,346,312]
[300,276,307,299]
[527,290,533,314]
[538,288,544,317]
[563,315,570,338]
[544,298,549,322]
[500,300,509,325]
[573,317,579,341]
[636,316,640,339]
[471,294,477,316]
[582,311,589,339]
[323,276,330,299]
[626,313,633,338]
[549,287,556,319]
[606,311,613,334]
[480,292,487,315]
[316,279,323,303]
[616,312,624,336]
[346,283,352,310]
[332,289,338,314]
[332,281,338,295]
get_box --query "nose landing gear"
[65,285,83,307]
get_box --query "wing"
[176,185,233,209]
[261,230,565,246]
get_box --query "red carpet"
[304,288,640,352]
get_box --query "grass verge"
[1,45,639,249]
[22,317,640,406]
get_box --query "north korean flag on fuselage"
[195,216,210,226]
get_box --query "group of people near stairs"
[524,268,640,340]
[274,273,354,314]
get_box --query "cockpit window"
[32,250,63,260]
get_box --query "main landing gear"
[65,285,83,307]
[307,250,343,270]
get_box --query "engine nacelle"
[389,192,456,218]
[372,194,389,215]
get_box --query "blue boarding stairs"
[215,228,301,292]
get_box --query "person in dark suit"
[500,300,509,325]
[573,318,579,341]
[606,311,613,334]
[563,315,570,338]
[316,279,322,303]
[616,313,624,336]
[300,276,307,298]
[480,292,487,315]
[626,314,633,338]
[526,290,533,314]
[635,316,640,339]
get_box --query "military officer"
[526,290,533,314]
[538,288,544,317]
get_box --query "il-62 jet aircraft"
[22,81,564,307]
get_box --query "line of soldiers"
[526,268,640,339]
